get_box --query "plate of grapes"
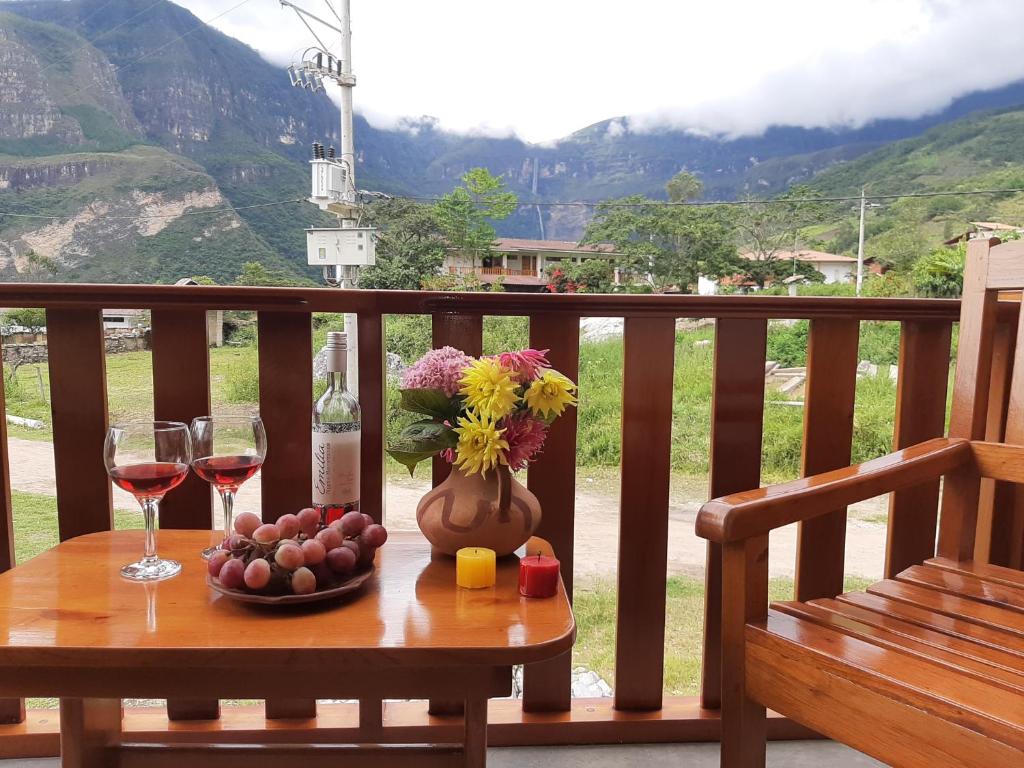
[207,507,388,605]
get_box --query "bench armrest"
[695,437,970,544]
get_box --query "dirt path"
[8,438,888,581]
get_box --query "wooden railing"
[0,284,973,755]
[447,266,539,277]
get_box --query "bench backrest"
[941,238,1024,567]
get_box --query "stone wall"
[2,330,150,365]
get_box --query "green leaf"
[400,420,458,448]
[399,388,457,420]
[385,448,440,477]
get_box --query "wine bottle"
[312,331,360,524]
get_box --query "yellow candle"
[456,547,496,589]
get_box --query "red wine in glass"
[110,462,189,497]
[191,456,262,488]
[104,422,191,582]
[190,416,267,560]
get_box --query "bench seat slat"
[867,580,1024,636]
[836,591,1024,655]
[896,564,1024,613]
[773,600,1024,692]
[807,597,1024,673]
[748,612,1024,766]
[925,556,1024,589]
[757,610,1024,746]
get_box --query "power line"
[3,186,1024,223]
[403,187,1024,208]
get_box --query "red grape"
[274,543,305,570]
[339,510,366,537]
[361,513,374,528]
[326,545,356,574]
[297,507,320,536]
[218,557,245,589]
[224,534,247,553]
[253,523,281,544]
[311,561,334,586]
[276,513,301,539]
[362,524,388,548]
[291,566,316,594]
[233,512,262,538]
[244,558,271,590]
[207,550,231,577]
[355,538,376,568]
[316,527,343,551]
[301,539,326,565]
[341,538,360,558]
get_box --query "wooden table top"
[0,530,574,671]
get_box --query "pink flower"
[494,349,551,383]
[402,346,473,397]
[502,413,548,471]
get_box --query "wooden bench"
[697,238,1024,767]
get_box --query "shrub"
[912,243,966,298]
[224,351,260,404]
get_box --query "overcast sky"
[175,0,1024,143]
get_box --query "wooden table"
[0,530,575,767]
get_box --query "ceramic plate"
[207,566,374,605]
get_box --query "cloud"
[174,0,1024,143]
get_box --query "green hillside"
[808,108,1024,261]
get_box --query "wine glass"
[190,415,267,559]
[105,421,191,582]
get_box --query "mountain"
[4,0,1024,282]
[805,107,1024,259]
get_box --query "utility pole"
[336,0,359,395]
[856,185,866,296]
[282,0,373,396]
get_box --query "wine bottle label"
[312,423,360,509]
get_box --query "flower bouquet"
[388,347,578,555]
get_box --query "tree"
[731,185,827,288]
[665,171,703,203]
[2,307,46,332]
[545,259,615,293]
[433,168,517,269]
[584,195,738,292]
[358,199,447,290]
[912,242,966,298]
[234,261,299,287]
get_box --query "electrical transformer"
[306,227,377,267]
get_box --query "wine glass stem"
[142,497,160,564]
[219,488,235,542]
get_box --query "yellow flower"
[524,370,578,419]
[458,358,519,420]
[453,409,509,475]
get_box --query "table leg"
[463,696,487,768]
[60,697,122,768]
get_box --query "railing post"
[795,318,859,601]
[885,320,953,577]
[257,311,316,722]
[428,312,482,718]
[46,309,113,540]
[357,312,385,525]
[701,318,767,710]
[523,314,580,712]
[615,316,675,711]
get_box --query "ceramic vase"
[416,464,541,556]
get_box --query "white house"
[444,238,621,291]
[738,249,858,285]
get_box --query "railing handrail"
[0,283,962,321]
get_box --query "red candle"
[519,554,560,598]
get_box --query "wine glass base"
[121,558,181,582]
[199,544,221,561]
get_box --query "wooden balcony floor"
[0,741,882,767]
